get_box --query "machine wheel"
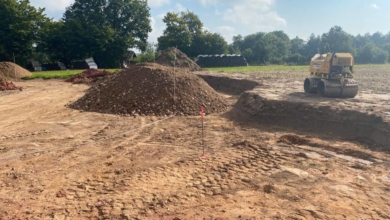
[340,79,359,98]
[304,78,320,94]
[317,79,358,98]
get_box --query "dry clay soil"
[0,73,390,220]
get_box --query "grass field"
[205,65,308,73]
[23,69,119,80]
[22,64,390,80]
[206,64,390,94]
[11,64,390,102]
[205,64,390,73]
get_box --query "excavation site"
[1,64,390,220]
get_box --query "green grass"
[355,63,390,68]
[206,64,390,93]
[205,64,390,73]
[205,65,308,73]
[23,69,120,80]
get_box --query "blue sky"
[30,0,390,43]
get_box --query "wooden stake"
[200,106,205,155]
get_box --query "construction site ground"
[1,67,390,220]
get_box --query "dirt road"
[1,78,390,219]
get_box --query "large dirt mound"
[0,62,32,79]
[0,78,20,91]
[70,63,228,116]
[157,47,201,71]
[65,69,112,84]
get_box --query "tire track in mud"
[3,121,390,219]
[0,116,174,162]
[53,116,167,176]
[63,140,293,219]
[116,116,162,147]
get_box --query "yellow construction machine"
[304,53,358,98]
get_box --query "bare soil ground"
[1,68,390,220]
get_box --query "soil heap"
[66,69,112,84]
[157,47,201,71]
[0,78,20,91]
[0,62,32,79]
[70,63,228,116]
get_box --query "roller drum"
[304,78,321,94]
[317,79,358,98]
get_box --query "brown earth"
[0,78,20,91]
[0,62,32,79]
[278,134,310,145]
[65,69,113,84]
[70,63,228,116]
[157,47,201,71]
[197,69,390,150]
[1,67,390,220]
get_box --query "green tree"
[384,43,390,62]
[194,31,228,55]
[290,37,305,55]
[158,11,227,58]
[371,32,386,46]
[35,20,72,65]
[181,11,203,37]
[287,37,306,64]
[182,11,205,57]
[227,44,241,54]
[321,26,355,54]
[285,53,305,65]
[229,35,244,54]
[158,12,192,55]
[0,0,48,64]
[356,42,388,64]
[353,34,371,50]
[62,0,151,68]
[303,34,322,60]
[263,31,291,64]
[136,42,157,63]
[231,32,266,64]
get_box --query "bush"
[285,53,306,65]
[135,43,157,63]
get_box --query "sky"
[30,0,390,43]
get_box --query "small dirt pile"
[0,62,32,79]
[157,47,201,71]
[66,69,112,84]
[70,63,228,116]
[0,78,20,91]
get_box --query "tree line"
[1,0,390,68]
[1,0,151,68]
[229,26,390,65]
[158,13,390,65]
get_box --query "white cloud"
[200,0,286,31]
[148,0,170,7]
[199,0,229,6]
[202,27,210,32]
[217,26,236,43]
[148,16,166,43]
[175,3,186,12]
[157,13,166,19]
[30,0,74,11]
[150,4,188,42]
[370,3,380,9]
[30,0,170,11]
